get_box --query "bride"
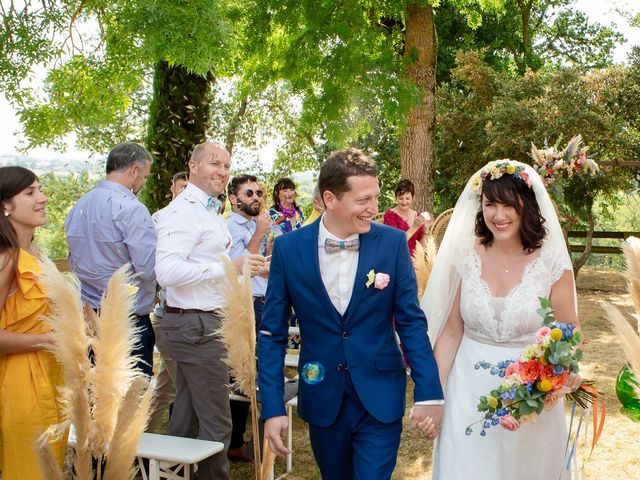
[419,160,581,479]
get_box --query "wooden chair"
[427,208,454,249]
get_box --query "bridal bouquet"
[466,298,598,436]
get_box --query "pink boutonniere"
[366,269,390,290]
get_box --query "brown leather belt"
[164,305,222,315]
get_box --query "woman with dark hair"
[420,160,581,479]
[383,179,430,255]
[269,179,305,348]
[269,177,305,236]
[0,166,66,479]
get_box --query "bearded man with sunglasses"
[225,174,272,461]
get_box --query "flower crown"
[471,160,532,195]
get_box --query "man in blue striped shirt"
[65,142,157,376]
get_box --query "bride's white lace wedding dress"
[432,241,573,479]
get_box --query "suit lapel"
[342,226,380,322]
[299,221,342,325]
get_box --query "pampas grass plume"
[623,237,640,325]
[564,134,583,159]
[412,241,428,299]
[217,258,256,396]
[412,236,437,299]
[38,260,151,479]
[38,258,92,452]
[103,377,154,480]
[34,437,64,480]
[599,301,640,397]
[218,257,278,480]
[89,265,140,453]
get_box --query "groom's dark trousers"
[258,220,443,479]
[308,372,402,479]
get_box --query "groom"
[258,148,444,479]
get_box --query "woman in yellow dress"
[0,166,66,479]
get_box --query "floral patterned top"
[269,206,305,236]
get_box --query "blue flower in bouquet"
[501,386,517,400]
[475,360,491,370]
[557,322,574,340]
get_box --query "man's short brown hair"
[318,148,377,200]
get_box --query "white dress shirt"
[155,183,232,310]
[317,216,359,316]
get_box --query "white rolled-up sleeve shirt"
[154,183,232,310]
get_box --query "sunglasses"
[241,189,264,198]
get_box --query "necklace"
[279,204,297,218]
[496,257,522,273]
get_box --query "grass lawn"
[232,266,640,479]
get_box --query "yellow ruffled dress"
[0,250,66,480]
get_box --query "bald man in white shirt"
[154,142,266,480]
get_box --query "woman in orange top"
[0,166,66,479]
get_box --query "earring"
[3,211,8,217]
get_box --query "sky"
[1,0,638,165]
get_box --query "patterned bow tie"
[324,238,360,254]
[206,196,222,214]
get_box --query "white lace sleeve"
[546,245,574,285]
[452,237,475,275]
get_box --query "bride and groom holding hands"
[258,148,579,479]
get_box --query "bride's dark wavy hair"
[475,173,547,252]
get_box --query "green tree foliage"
[144,62,213,211]
[36,170,98,259]
[435,0,624,77]
[241,0,507,210]
[0,0,632,213]
[434,50,639,275]
[0,1,238,151]
[435,50,639,210]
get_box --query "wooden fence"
[568,231,640,255]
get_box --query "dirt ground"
[233,267,640,479]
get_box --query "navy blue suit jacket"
[257,220,443,427]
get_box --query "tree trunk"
[572,206,594,279]
[399,3,437,212]
[143,61,213,212]
[225,96,248,156]
[517,0,534,74]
